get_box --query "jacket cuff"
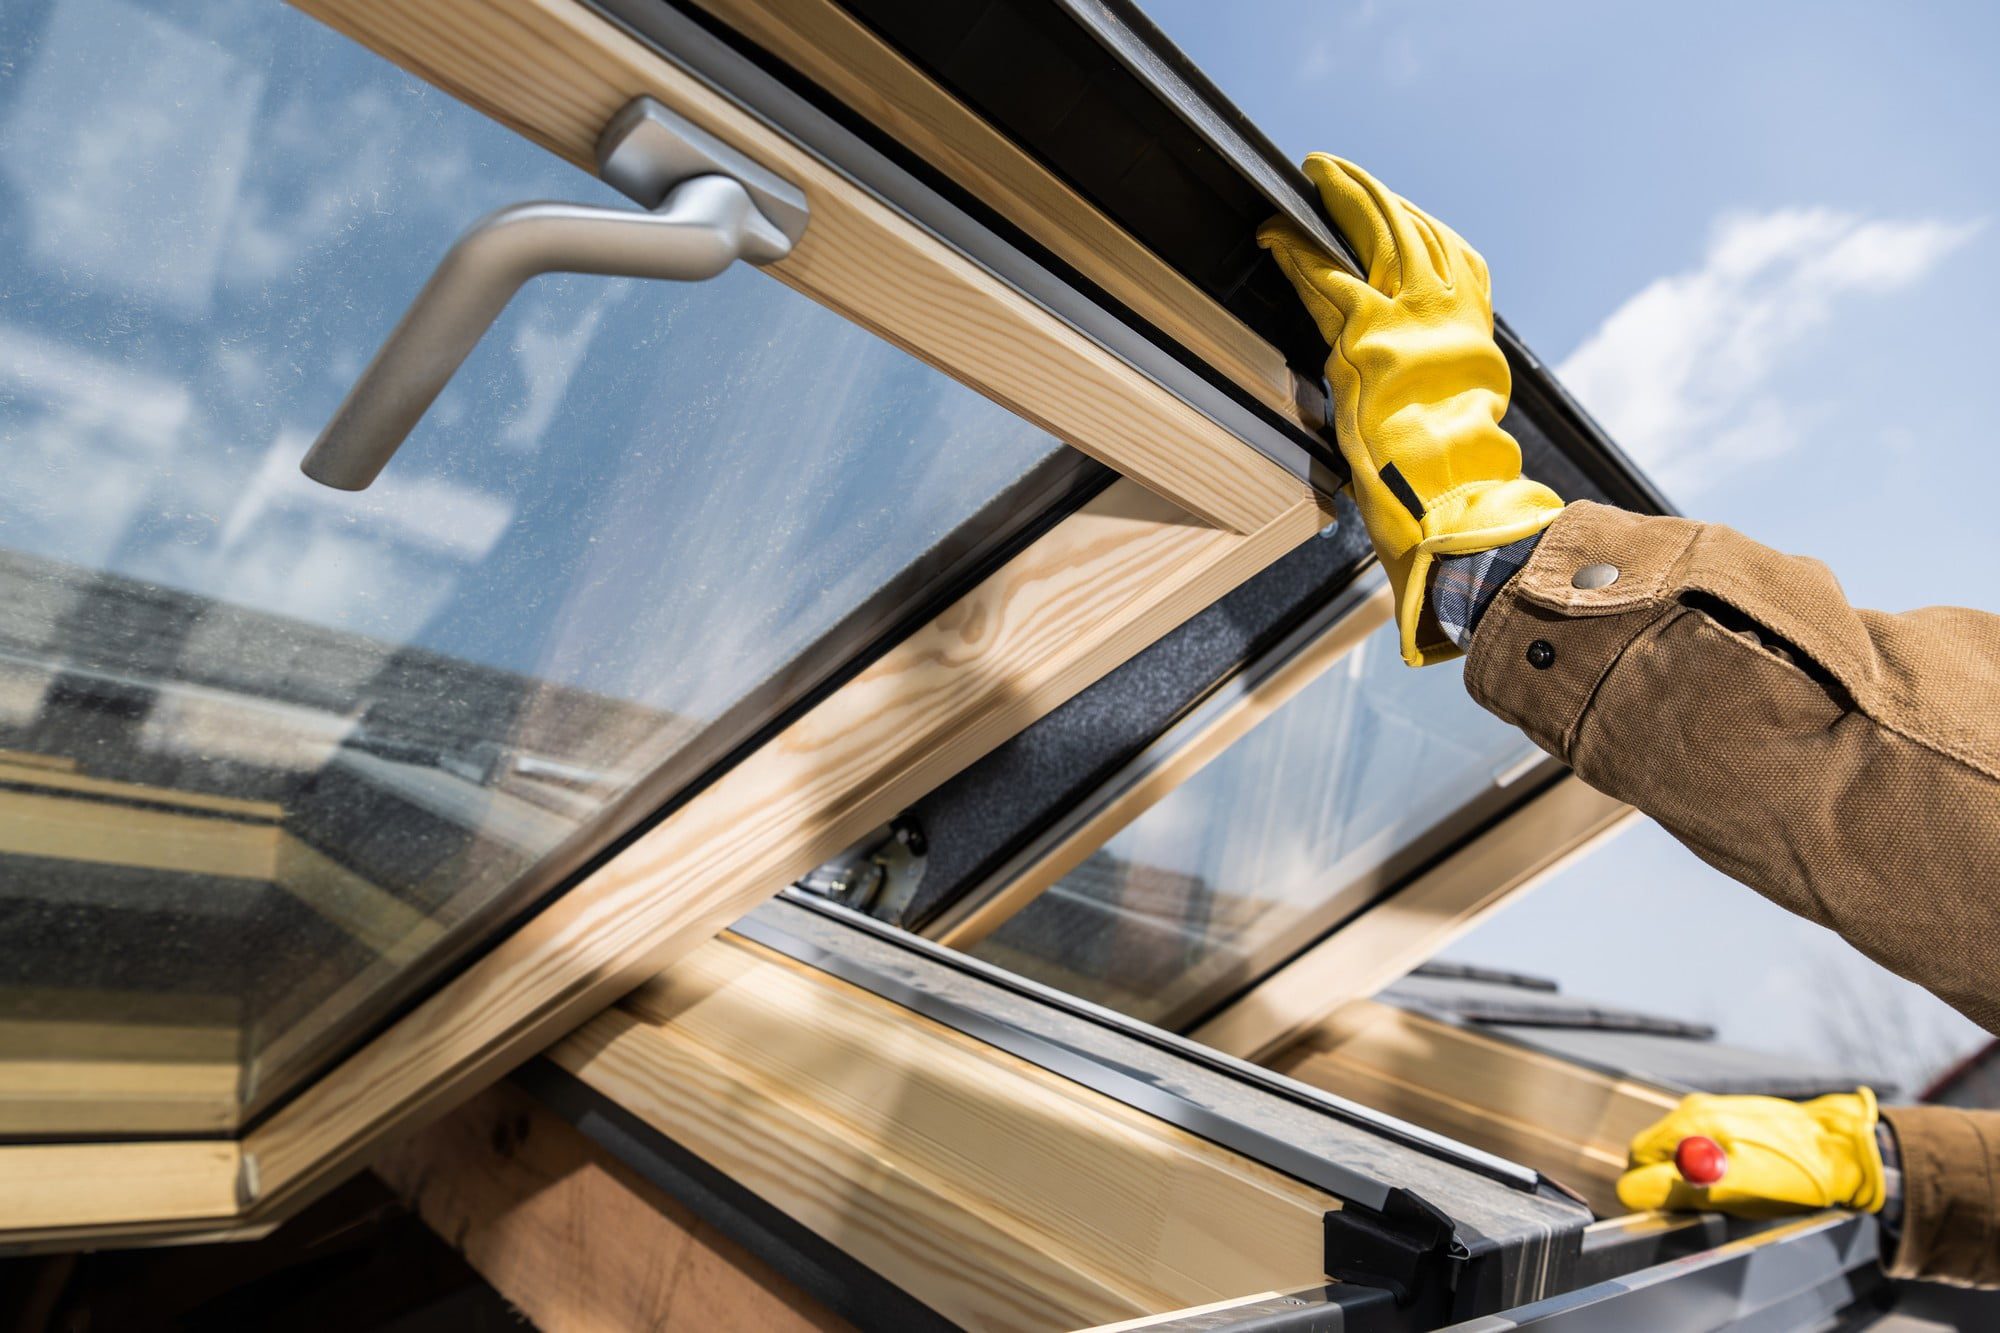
[1463,501,1703,761]
[1880,1105,2000,1286]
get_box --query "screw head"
[1526,639,1556,670]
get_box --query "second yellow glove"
[1259,157,1562,666]
[1616,1089,1888,1218]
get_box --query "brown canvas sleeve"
[1465,501,2000,1031]
[1881,1105,2000,1285]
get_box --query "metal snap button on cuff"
[1526,640,1556,670]
[1572,562,1620,590]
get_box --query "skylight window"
[0,0,1076,1129]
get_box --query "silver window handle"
[301,98,810,491]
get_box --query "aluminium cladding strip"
[580,0,1337,496]
[1441,1212,1882,1332]
[1114,1214,1883,1332]
[737,895,1592,1315]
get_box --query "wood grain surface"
[376,1082,850,1333]
[1270,999,1678,1216]
[553,934,1334,1331]
[685,0,1326,434]
[0,1141,242,1243]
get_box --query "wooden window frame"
[0,475,1325,1245]
[295,0,1326,536]
[374,1080,861,1332]
[666,0,1336,439]
[0,0,1353,1245]
[0,0,1646,1272]
[541,929,1340,1330]
[377,894,1600,1329]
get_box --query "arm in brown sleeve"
[1881,1106,2000,1285]
[1461,500,2000,1283]
[1466,500,2000,1029]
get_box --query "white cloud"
[500,283,631,450]
[0,323,190,450]
[1556,208,1982,498]
[0,321,190,565]
[139,430,524,647]
[0,0,262,315]
[218,430,513,563]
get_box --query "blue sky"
[1139,0,2000,1090]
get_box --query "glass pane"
[0,0,1072,1130]
[967,614,1539,1028]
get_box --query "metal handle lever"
[301,98,810,491]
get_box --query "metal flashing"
[1442,1212,1882,1331]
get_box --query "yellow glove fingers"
[1400,204,1454,286]
[1624,1093,1724,1166]
[1426,210,1492,300]
[1255,219,1376,350]
[1259,153,1554,666]
[1301,153,1411,294]
[1615,1161,1683,1213]
[1616,1161,1816,1219]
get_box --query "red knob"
[1675,1135,1728,1185]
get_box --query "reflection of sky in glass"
[0,0,1065,1117]
[0,0,1059,717]
[977,615,1538,1025]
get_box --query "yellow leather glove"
[1616,1089,1888,1218]
[1259,157,1562,666]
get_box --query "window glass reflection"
[969,616,1539,1028]
[0,0,1069,1127]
